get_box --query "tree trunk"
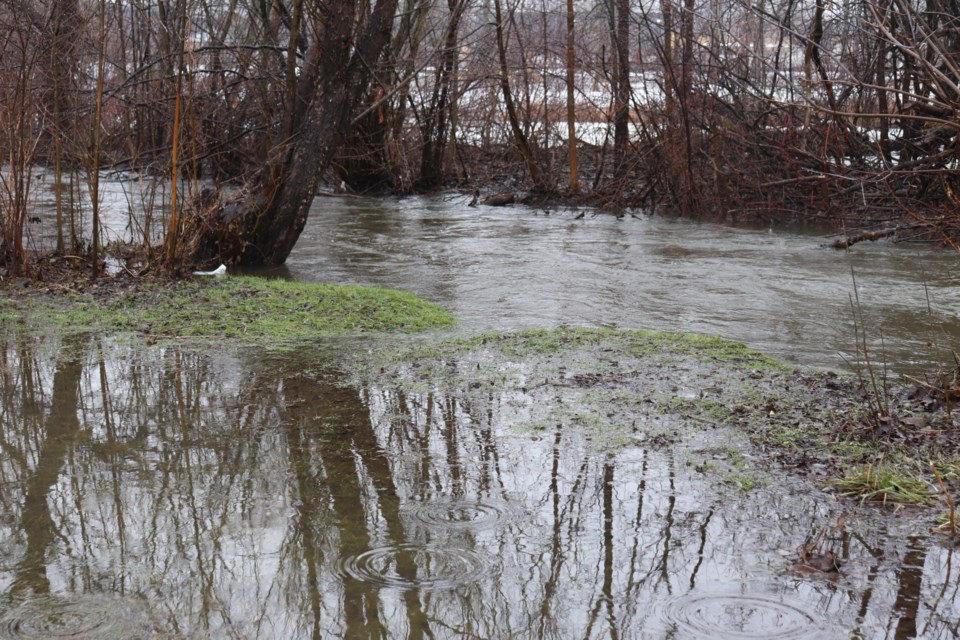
[660,0,674,111]
[177,0,398,268]
[492,0,547,191]
[564,0,578,191]
[613,0,631,180]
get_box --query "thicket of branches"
[1,0,958,272]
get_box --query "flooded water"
[263,195,958,376]
[25,178,960,375]
[5,188,960,638]
[0,333,957,639]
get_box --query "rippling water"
[245,195,960,375]
[25,177,959,373]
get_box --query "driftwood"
[830,227,899,249]
[830,223,926,249]
[481,192,516,207]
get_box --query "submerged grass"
[2,276,454,343]
[833,463,936,506]
[398,326,787,370]
[931,464,959,536]
[354,326,959,517]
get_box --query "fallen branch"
[481,192,516,206]
[829,223,925,249]
[760,175,827,188]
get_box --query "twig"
[931,464,957,536]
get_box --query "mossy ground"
[353,327,960,516]
[0,275,454,343]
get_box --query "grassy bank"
[0,275,454,343]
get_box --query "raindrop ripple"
[0,595,154,639]
[660,584,826,640]
[402,498,516,530]
[339,543,491,590]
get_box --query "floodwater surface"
[0,332,957,639]
[270,195,960,375]
[4,189,959,638]
[25,179,960,373]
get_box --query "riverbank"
[0,270,454,343]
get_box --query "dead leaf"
[900,416,928,429]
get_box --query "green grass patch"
[632,332,788,370]
[730,475,759,492]
[833,463,936,506]
[2,276,454,343]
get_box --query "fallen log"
[829,223,925,249]
[830,227,898,249]
[481,192,516,207]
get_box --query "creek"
[2,189,958,638]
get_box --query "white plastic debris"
[193,264,227,276]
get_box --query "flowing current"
[262,194,959,376]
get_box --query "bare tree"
[564,0,578,191]
[417,0,470,190]
[176,0,401,268]
[492,0,548,191]
[0,0,44,274]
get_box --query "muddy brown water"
[4,190,960,638]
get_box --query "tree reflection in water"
[0,333,956,639]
